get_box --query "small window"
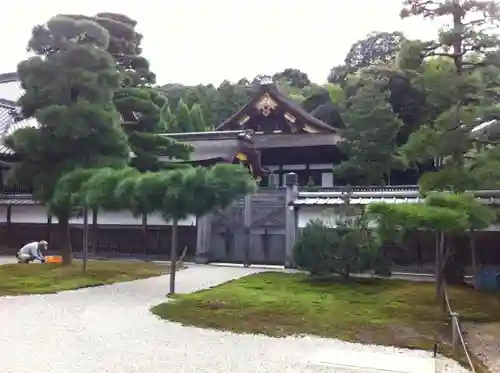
[321,172,334,187]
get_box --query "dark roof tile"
[0,101,39,155]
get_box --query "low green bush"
[294,215,389,279]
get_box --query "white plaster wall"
[297,205,500,231]
[298,207,375,228]
[146,212,196,226]
[0,205,7,223]
[72,211,196,226]
[485,223,500,231]
[10,205,49,223]
[297,206,341,228]
[12,206,196,226]
[0,81,23,102]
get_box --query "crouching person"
[16,240,48,264]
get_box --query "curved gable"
[216,83,336,134]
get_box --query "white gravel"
[0,263,469,373]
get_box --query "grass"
[152,272,500,356]
[0,260,170,296]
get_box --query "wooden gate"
[208,189,286,265]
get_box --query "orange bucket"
[45,255,63,264]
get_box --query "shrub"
[294,215,385,279]
[294,219,340,275]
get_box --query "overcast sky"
[0,0,442,86]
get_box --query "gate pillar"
[285,173,298,268]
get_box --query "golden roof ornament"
[255,93,278,117]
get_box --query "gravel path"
[464,322,500,373]
[0,256,16,265]
[0,264,469,373]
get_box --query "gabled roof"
[160,130,267,177]
[216,83,336,133]
[0,72,18,83]
[0,101,38,157]
[471,119,500,141]
[0,73,37,157]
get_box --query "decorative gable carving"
[238,115,250,127]
[216,83,335,133]
[284,112,296,123]
[254,93,278,116]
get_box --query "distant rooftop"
[471,119,500,141]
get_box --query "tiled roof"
[471,119,500,140]
[292,187,500,206]
[0,72,18,83]
[0,102,39,155]
[294,196,423,205]
[0,72,39,155]
[216,83,337,133]
[0,194,40,205]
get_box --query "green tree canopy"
[399,0,500,191]
[162,99,209,133]
[72,163,256,293]
[26,13,192,172]
[335,84,403,185]
[6,21,131,263]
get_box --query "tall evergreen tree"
[400,0,500,189]
[399,0,500,283]
[7,17,130,263]
[335,84,403,185]
[162,99,209,133]
[32,13,192,172]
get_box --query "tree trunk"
[82,207,89,273]
[436,232,445,311]
[451,0,464,74]
[169,219,178,295]
[91,209,98,257]
[59,217,72,266]
[142,214,148,256]
[443,236,465,285]
[469,230,479,289]
[343,263,351,281]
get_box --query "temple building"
[215,83,341,187]
[1,73,500,269]
[1,78,344,192]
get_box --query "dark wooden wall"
[0,223,197,259]
[383,231,500,267]
[2,222,500,266]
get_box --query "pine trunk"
[142,214,148,256]
[469,231,479,289]
[169,219,179,295]
[436,232,445,311]
[82,207,89,273]
[59,217,72,266]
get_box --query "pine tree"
[335,84,403,185]
[7,19,130,263]
[32,13,192,172]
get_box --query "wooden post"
[195,214,212,264]
[142,214,148,256]
[243,194,252,267]
[47,214,52,244]
[451,312,460,356]
[82,207,89,273]
[169,219,178,294]
[285,172,298,268]
[6,205,11,248]
[91,209,98,256]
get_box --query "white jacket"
[18,242,45,261]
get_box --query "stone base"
[194,253,210,264]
